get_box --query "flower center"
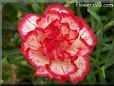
[40,21,70,60]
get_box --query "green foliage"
[2,2,114,85]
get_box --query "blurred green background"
[2,1,114,85]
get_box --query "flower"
[18,4,96,84]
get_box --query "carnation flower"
[18,4,96,84]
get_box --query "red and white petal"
[21,42,28,57]
[69,56,90,84]
[48,59,77,76]
[34,66,53,79]
[61,14,80,31]
[36,29,44,42]
[24,32,40,50]
[18,14,39,38]
[27,49,50,68]
[66,38,90,56]
[44,4,74,15]
[66,48,80,57]
[61,24,70,36]
[79,27,96,46]
[69,30,78,40]
[37,11,60,29]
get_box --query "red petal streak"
[45,4,74,15]
[18,14,39,39]
[69,56,90,84]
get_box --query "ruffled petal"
[34,66,53,79]
[48,59,77,76]
[18,14,39,39]
[37,11,60,29]
[66,37,90,57]
[23,31,40,50]
[79,27,97,46]
[61,23,70,36]
[61,14,81,31]
[73,16,96,46]
[69,56,90,84]
[44,4,74,15]
[26,49,50,68]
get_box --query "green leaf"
[101,44,112,52]
[97,21,114,35]
[86,71,96,84]
[2,48,20,56]
[103,55,114,70]
[2,57,11,67]
[87,7,102,26]
[31,3,40,14]
[77,7,82,17]
[98,66,107,84]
